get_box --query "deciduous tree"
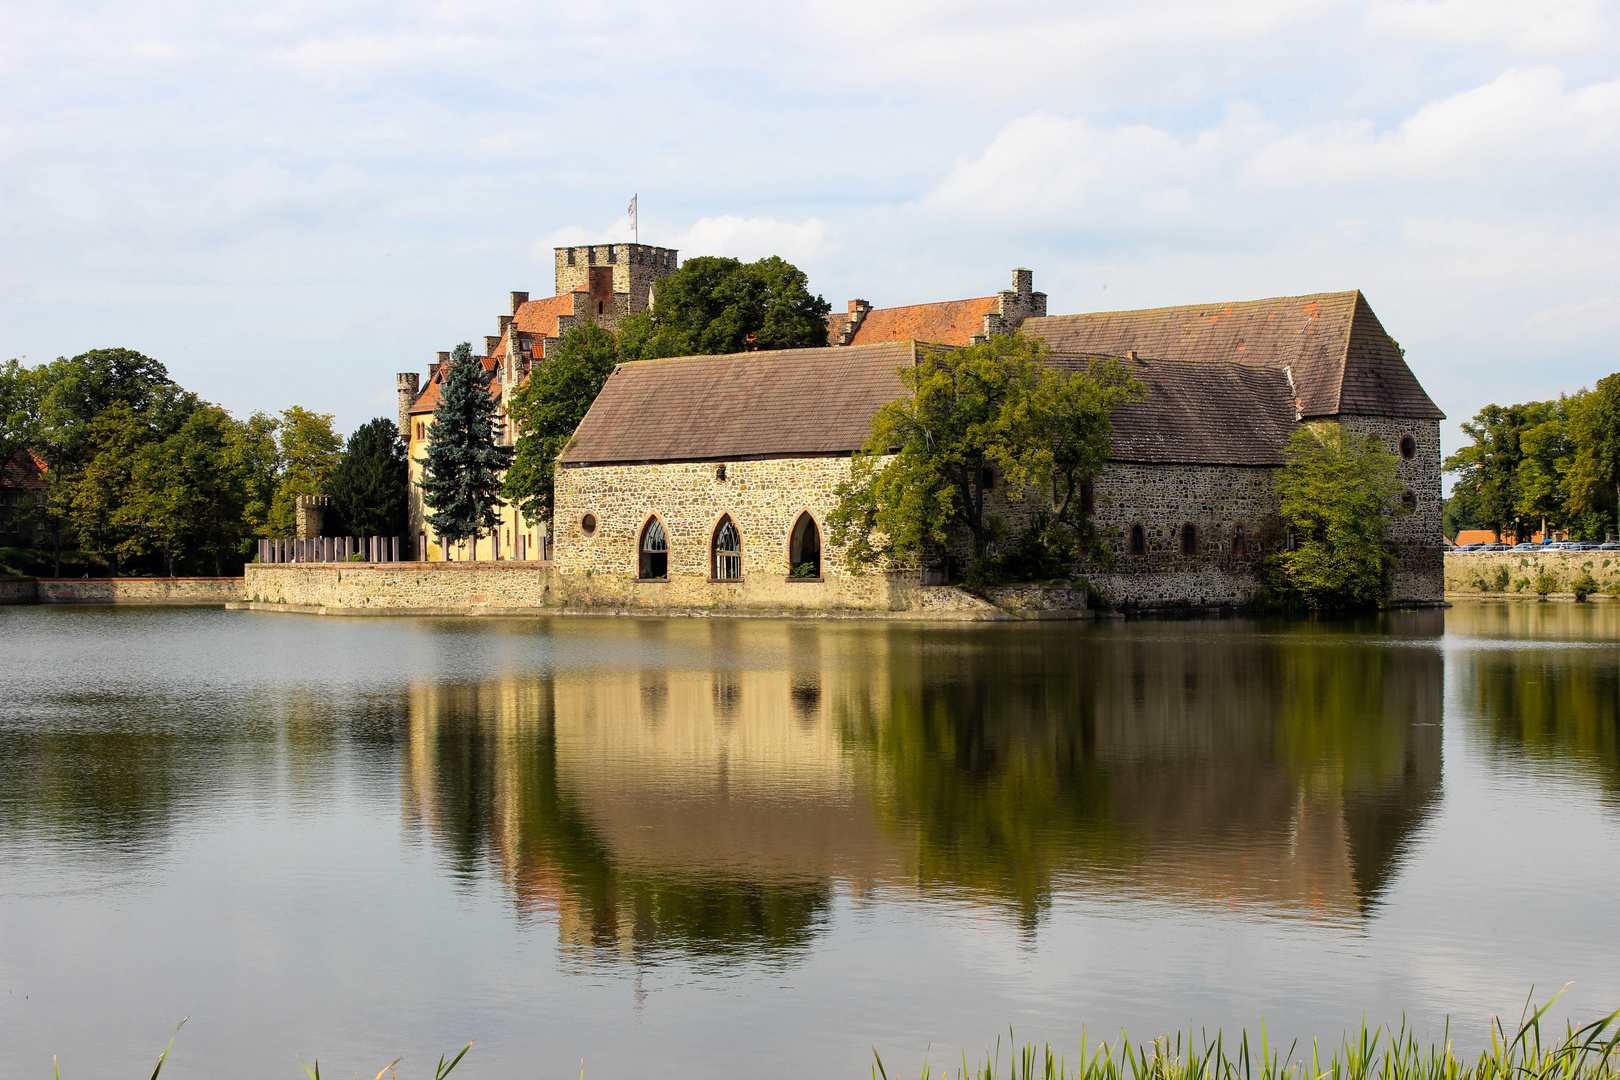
[1269,425,1403,610]
[617,255,831,359]
[267,406,343,537]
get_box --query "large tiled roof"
[1023,291,1443,420]
[559,343,919,465]
[846,297,999,347]
[1050,356,1297,465]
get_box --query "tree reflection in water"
[1448,601,1620,803]
[399,613,1449,964]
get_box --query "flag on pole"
[627,194,638,243]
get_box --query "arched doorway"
[712,516,742,581]
[790,512,821,578]
[639,517,668,579]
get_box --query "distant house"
[0,450,47,545]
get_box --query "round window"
[581,513,598,536]
[1400,435,1416,460]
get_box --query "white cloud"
[1250,66,1620,184]
[674,215,828,263]
[1366,0,1611,53]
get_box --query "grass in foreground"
[876,995,1620,1080]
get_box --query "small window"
[790,512,822,578]
[712,516,742,581]
[1181,523,1197,556]
[716,463,727,482]
[598,300,604,315]
[980,465,995,492]
[1080,480,1094,515]
[639,517,668,579]
[1233,523,1246,555]
[1400,435,1416,460]
[1400,490,1417,515]
[1129,524,1145,556]
[581,513,598,537]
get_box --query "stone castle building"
[396,248,1445,610]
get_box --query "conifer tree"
[417,343,512,558]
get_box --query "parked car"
[1511,542,1542,551]
[1454,543,1484,552]
[1483,543,1512,551]
[1599,542,1620,551]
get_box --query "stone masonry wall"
[552,457,977,612]
[1079,461,1280,608]
[24,577,245,604]
[247,562,559,609]
[1445,550,1620,597]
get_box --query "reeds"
[876,994,1620,1080]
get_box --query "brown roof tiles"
[560,342,920,465]
[1023,290,1442,420]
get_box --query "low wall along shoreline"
[1444,550,1620,599]
[0,577,246,605]
[238,562,1082,620]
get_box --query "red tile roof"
[559,342,920,465]
[845,297,999,347]
[514,293,581,339]
[1,449,47,489]
[1023,291,1442,420]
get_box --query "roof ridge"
[1028,289,1363,321]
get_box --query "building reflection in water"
[399,613,1447,966]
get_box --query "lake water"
[2,603,1618,1079]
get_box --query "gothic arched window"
[1129,524,1145,556]
[639,517,668,579]
[1232,523,1247,555]
[790,512,821,578]
[1181,523,1197,556]
[712,516,742,581]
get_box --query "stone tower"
[553,243,678,322]
[396,372,420,439]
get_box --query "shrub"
[1494,567,1512,591]
[1535,568,1558,596]
[1573,570,1598,601]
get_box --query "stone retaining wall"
[1445,550,1620,597]
[0,577,245,604]
[243,562,1004,618]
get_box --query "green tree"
[617,255,831,359]
[328,417,409,539]
[267,406,343,537]
[0,358,46,467]
[417,344,513,558]
[1268,425,1404,610]
[123,404,259,574]
[1514,398,1574,536]
[1443,403,1538,541]
[1017,357,1146,556]
[1442,486,1483,540]
[1567,373,1620,539]
[828,336,1142,576]
[229,412,282,543]
[502,323,619,529]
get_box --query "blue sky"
[3,0,1617,461]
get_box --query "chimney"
[510,291,528,315]
[498,315,514,334]
[484,335,501,355]
[396,373,420,439]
